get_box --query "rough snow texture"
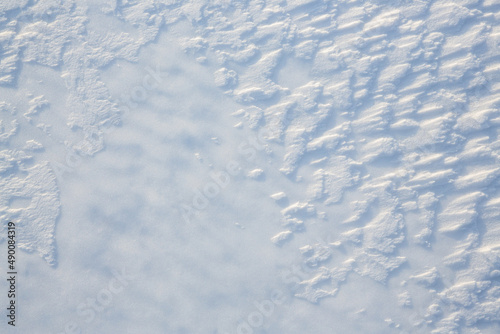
[1,0,500,332]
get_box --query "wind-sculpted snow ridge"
[156,1,500,332]
[1,0,500,332]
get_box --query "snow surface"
[1,0,500,333]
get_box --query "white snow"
[1,0,500,333]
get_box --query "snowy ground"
[1,0,500,333]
